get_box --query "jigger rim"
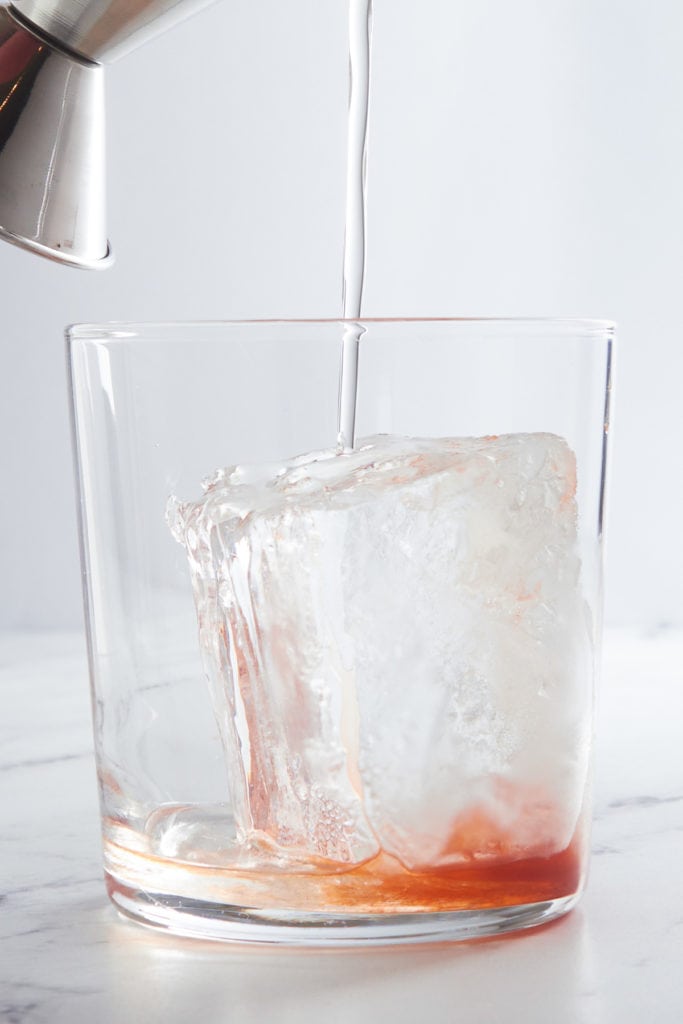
[0,224,114,269]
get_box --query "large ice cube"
[169,434,592,870]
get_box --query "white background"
[0,0,681,630]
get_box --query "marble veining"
[1,753,92,772]
[607,794,683,810]
[1,627,682,1023]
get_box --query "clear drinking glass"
[67,318,614,945]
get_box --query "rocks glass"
[67,318,614,944]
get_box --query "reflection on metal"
[0,7,108,266]
[0,0,217,268]
[12,0,217,63]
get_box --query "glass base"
[106,872,579,947]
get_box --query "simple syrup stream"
[337,0,373,451]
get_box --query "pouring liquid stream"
[337,0,373,452]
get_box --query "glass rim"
[66,316,616,342]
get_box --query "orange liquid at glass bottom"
[105,808,585,916]
[311,841,581,914]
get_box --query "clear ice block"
[169,434,592,872]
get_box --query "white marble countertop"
[1,627,682,1023]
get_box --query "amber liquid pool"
[103,799,587,945]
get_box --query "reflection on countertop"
[1,627,682,1024]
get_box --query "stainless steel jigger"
[0,0,215,267]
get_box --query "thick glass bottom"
[104,820,583,946]
[106,874,578,946]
